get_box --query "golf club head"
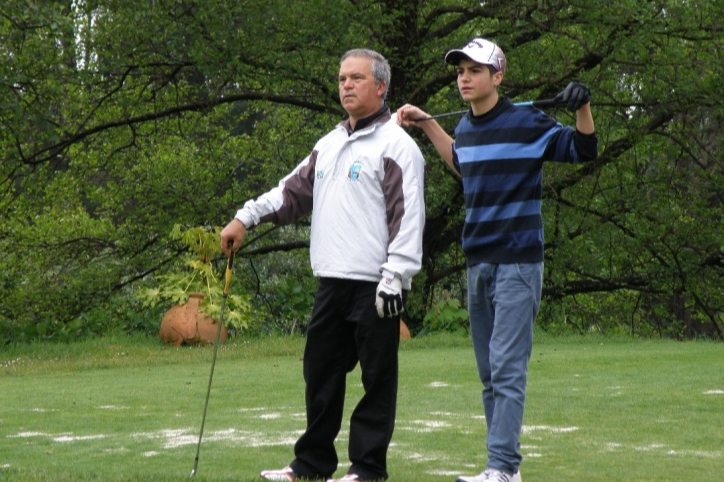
[190,469,196,477]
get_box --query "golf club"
[414,97,563,121]
[190,243,235,478]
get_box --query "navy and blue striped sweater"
[452,97,598,266]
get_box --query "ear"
[377,82,387,98]
[492,71,503,87]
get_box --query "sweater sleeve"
[573,130,599,161]
[235,151,317,228]
[545,126,599,163]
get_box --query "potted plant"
[137,224,252,345]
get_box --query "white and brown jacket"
[235,108,425,289]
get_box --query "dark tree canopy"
[2,0,723,341]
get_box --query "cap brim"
[444,50,471,65]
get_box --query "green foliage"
[420,298,469,336]
[0,288,164,346]
[235,230,318,335]
[275,279,315,334]
[2,0,724,340]
[135,225,253,333]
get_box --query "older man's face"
[338,56,385,122]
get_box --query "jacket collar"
[342,104,391,135]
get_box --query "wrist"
[234,216,250,230]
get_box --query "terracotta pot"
[159,292,228,346]
[400,319,411,340]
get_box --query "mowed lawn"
[0,332,722,481]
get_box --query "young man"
[396,38,598,482]
[221,49,425,482]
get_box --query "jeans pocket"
[513,262,542,303]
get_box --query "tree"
[1,0,723,341]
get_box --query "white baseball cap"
[444,38,506,74]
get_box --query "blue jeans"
[467,262,542,474]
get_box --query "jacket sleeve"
[235,151,317,228]
[379,139,426,286]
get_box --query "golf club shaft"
[514,98,560,108]
[191,246,235,477]
[415,97,562,121]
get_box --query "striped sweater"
[452,97,598,266]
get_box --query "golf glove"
[376,270,404,318]
[554,82,591,112]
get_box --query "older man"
[220,48,425,482]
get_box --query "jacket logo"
[317,170,325,179]
[348,160,362,181]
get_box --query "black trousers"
[290,278,402,481]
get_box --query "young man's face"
[456,59,502,104]
[338,55,386,122]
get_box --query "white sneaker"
[261,466,297,481]
[456,468,521,482]
[327,474,361,482]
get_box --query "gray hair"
[340,49,391,100]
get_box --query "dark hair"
[485,65,499,76]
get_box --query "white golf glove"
[375,270,404,318]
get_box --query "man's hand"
[554,82,591,112]
[220,218,247,257]
[376,271,404,318]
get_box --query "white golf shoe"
[456,468,521,482]
[260,466,297,481]
[327,474,361,482]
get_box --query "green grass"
[1,332,722,481]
